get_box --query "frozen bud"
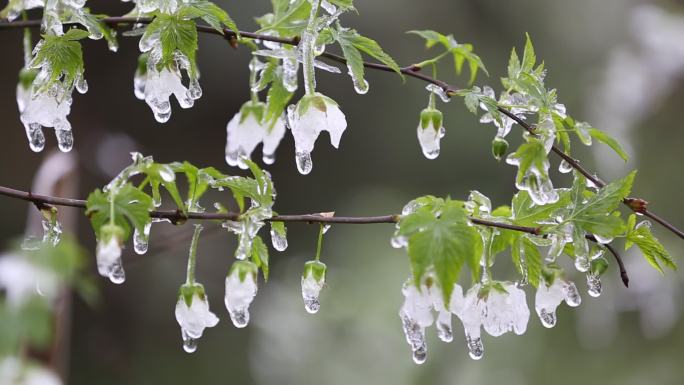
[301,260,326,314]
[478,282,529,337]
[534,278,580,328]
[399,279,435,364]
[175,284,219,353]
[224,261,258,328]
[225,101,286,168]
[416,107,445,160]
[491,136,509,161]
[96,224,126,284]
[287,93,347,175]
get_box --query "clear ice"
[301,272,325,314]
[136,37,202,123]
[270,226,288,252]
[534,279,581,328]
[417,120,446,160]
[133,221,152,255]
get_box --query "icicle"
[270,228,288,252]
[224,262,258,328]
[133,222,152,255]
[426,84,451,102]
[586,273,602,297]
[399,280,434,364]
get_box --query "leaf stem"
[186,224,203,285]
[302,0,321,96]
[315,223,324,261]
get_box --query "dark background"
[1,1,683,384]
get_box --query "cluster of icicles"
[11,0,115,154]
[398,276,582,364]
[392,190,613,363]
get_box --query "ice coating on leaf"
[534,278,581,328]
[1,0,45,22]
[18,65,76,153]
[96,237,125,284]
[399,280,434,364]
[426,84,450,103]
[133,221,152,255]
[223,215,267,260]
[301,272,325,314]
[41,218,62,247]
[586,273,602,297]
[175,292,219,353]
[455,286,485,360]
[225,107,287,169]
[506,150,559,206]
[416,120,445,160]
[136,40,201,123]
[0,253,59,307]
[270,227,288,252]
[546,223,572,262]
[135,0,182,14]
[347,64,369,94]
[224,268,258,328]
[480,283,529,336]
[287,94,347,175]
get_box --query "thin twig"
[0,17,681,240]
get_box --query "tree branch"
[0,17,681,240]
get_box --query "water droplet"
[109,265,126,285]
[76,77,88,94]
[55,129,73,152]
[270,228,288,251]
[229,309,250,328]
[575,256,590,272]
[41,219,62,247]
[538,308,556,328]
[25,123,46,152]
[296,151,313,175]
[586,273,602,297]
[426,84,451,102]
[182,330,198,353]
[303,297,320,314]
[263,152,276,165]
[466,333,484,360]
[133,222,152,255]
[558,159,572,173]
[412,346,427,364]
[562,282,581,307]
[391,235,408,249]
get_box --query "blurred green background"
[1,0,683,384]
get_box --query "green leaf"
[144,14,199,76]
[626,218,676,273]
[510,138,548,185]
[178,0,238,34]
[588,127,629,162]
[251,235,270,281]
[408,30,487,83]
[256,0,310,36]
[86,184,154,241]
[406,200,481,304]
[338,29,402,78]
[30,32,86,92]
[570,171,636,222]
[521,236,542,287]
[263,60,294,128]
[521,33,536,72]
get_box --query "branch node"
[624,197,648,214]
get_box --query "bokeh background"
[1,0,684,384]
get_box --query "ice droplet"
[263,152,276,165]
[436,310,453,342]
[417,124,445,160]
[75,77,88,94]
[575,256,590,272]
[390,234,408,249]
[41,219,62,247]
[558,159,573,173]
[25,123,46,152]
[347,64,369,94]
[224,269,258,328]
[412,346,427,364]
[593,234,614,244]
[182,330,198,353]
[270,228,288,252]
[320,0,337,14]
[301,273,324,314]
[109,264,126,284]
[586,273,602,297]
[55,129,73,152]
[426,84,451,102]
[296,151,313,174]
[562,281,581,307]
[538,308,556,328]
[466,333,484,360]
[133,222,152,255]
[400,312,429,365]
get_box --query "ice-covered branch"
[1,17,680,241]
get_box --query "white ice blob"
[535,279,581,328]
[225,104,286,169]
[287,93,347,175]
[224,266,258,328]
[96,237,125,284]
[175,291,219,353]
